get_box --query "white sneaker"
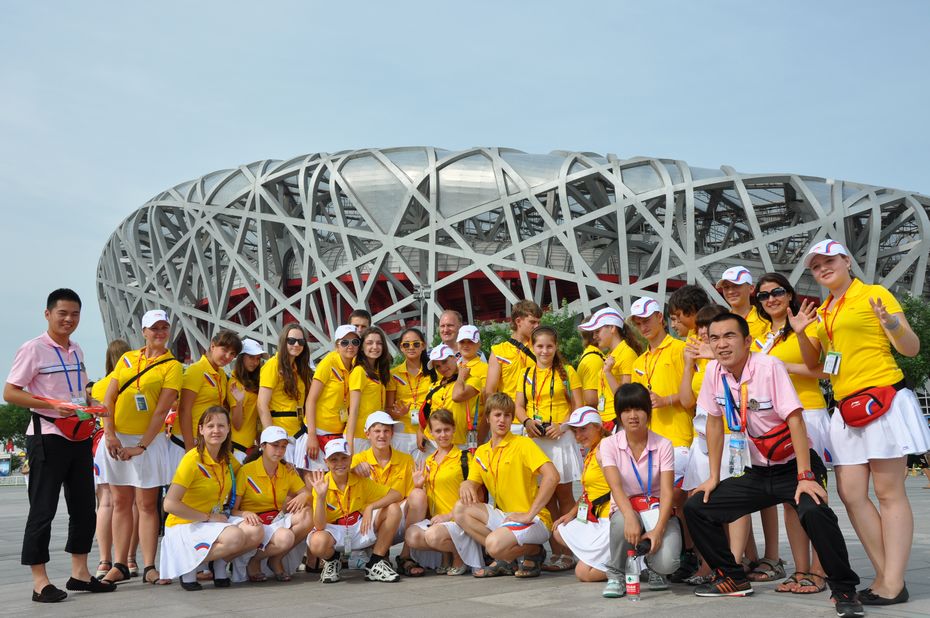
[365,559,400,582]
[602,578,625,598]
[320,558,341,583]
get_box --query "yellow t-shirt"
[171,355,227,440]
[745,306,771,347]
[468,433,552,528]
[235,458,305,514]
[260,356,307,437]
[601,342,639,423]
[756,323,827,410]
[166,448,240,526]
[351,448,414,497]
[111,349,183,435]
[581,443,611,519]
[576,345,604,393]
[226,373,260,449]
[350,365,387,437]
[520,365,581,424]
[425,376,483,445]
[632,335,693,447]
[816,279,905,400]
[490,338,536,402]
[90,372,114,405]
[310,351,352,435]
[312,472,391,523]
[425,447,469,516]
[389,363,435,434]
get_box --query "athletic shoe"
[320,558,341,583]
[832,592,865,617]
[602,578,624,598]
[668,549,699,583]
[365,559,401,582]
[647,570,669,590]
[694,571,753,597]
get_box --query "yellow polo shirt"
[468,433,552,528]
[350,366,387,437]
[602,342,639,423]
[520,365,581,424]
[632,335,693,447]
[310,351,352,434]
[226,373,260,449]
[425,375,483,445]
[351,448,414,497]
[581,443,611,519]
[490,338,536,400]
[166,448,240,526]
[425,447,469,516]
[576,345,604,393]
[236,458,305,514]
[90,371,114,405]
[259,356,307,436]
[756,324,827,410]
[111,349,183,435]
[390,363,435,434]
[816,279,905,400]
[745,306,771,346]
[312,472,391,523]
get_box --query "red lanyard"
[135,349,149,390]
[822,294,848,347]
[581,445,599,498]
[488,441,509,498]
[334,481,352,522]
[644,343,666,389]
[205,459,226,508]
[532,367,554,421]
[425,449,454,503]
[738,382,749,434]
[269,466,280,512]
[409,369,424,405]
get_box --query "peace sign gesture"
[412,460,426,489]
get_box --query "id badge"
[71,393,87,407]
[134,393,149,412]
[597,395,605,412]
[343,533,352,556]
[466,430,478,450]
[823,351,842,375]
[339,406,349,423]
[211,504,221,515]
[273,510,287,523]
[576,499,589,523]
[410,404,420,426]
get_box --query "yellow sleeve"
[386,377,397,393]
[467,453,483,483]
[349,366,365,392]
[350,453,363,467]
[181,364,202,393]
[520,437,551,473]
[260,359,279,390]
[172,453,196,488]
[873,285,903,314]
[466,375,482,392]
[164,360,183,392]
[617,346,638,374]
[311,354,333,383]
[566,366,581,391]
[361,477,391,505]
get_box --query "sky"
[1,0,929,380]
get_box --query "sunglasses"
[400,341,423,350]
[285,337,306,346]
[756,287,788,302]
[338,338,362,348]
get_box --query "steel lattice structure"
[97,147,930,361]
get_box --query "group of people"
[6,239,929,618]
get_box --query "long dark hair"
[602,323,644,356]
[754,273,801,340]
[359,327,391,385]
[531,326,568,382]
[232,354,261,393]
[399,327,437,381]
[196,406,232,464]
[276,324,311,401]
[105,339,132,374]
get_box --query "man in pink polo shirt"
[683,312,862,618]
[4,289,116,603]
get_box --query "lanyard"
[643,342,666,390]
[409,367,424,405]
[205,459,227,510]
[488,440,509,499]
[53,347,82,394]
[721,376,749,433]
[581,445,599,498]
[466,394,479,431]
[269,466,280,512]
[628,449,652,497]
[822,293,848,348]
[136,349,152,391]
[331,360,349,405]
[531,367,555,422]
[425,448,454,509]
[334,482,352,526]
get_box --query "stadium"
[96,146,930,363]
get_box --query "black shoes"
[693,570,753,597]
[65,576,116,593]
[669,548,700,583]
[181,581,203,591]
[859,584,908,605]
[832,591,865,617]
[32,584,67,603]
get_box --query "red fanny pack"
[749,422,795,461]
[257,510,280,525]
[335,511,362,526]
[629,495,660,512]
[838,381,904,427]
[92,428,104,455]
[41,414,95,441]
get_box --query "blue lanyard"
[721,375,741,431]
[53,347,82,394]
[628,449,652,497]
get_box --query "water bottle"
[625,549,640,601]
[348,549,368,570]
[729,432,746,477]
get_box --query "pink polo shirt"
[598,429,674,508]
[698,352,806,466]
[6,332,87,439]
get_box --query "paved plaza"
[0,472,928,617]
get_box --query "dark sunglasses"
[286,337,306,346]
[756,287,788,302]
[400,341,423,350]
[338,338,362,348]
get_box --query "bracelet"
[886,317,901,331]
[137,442,147,451]
[522,418,531,426]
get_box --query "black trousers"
[22,433,96,565]
[683,450,859,594]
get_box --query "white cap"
[803,239,849,268]
[364,410,401,431]
[563,406,603,428]
[630,296,661,318]
[716,266,753,287]
[141,309,169,328]
[260,425,293,445]
[240,338,266,356]
[456,325,480,343]
[427,344,456,369]
[323,438,351,459]
[334,324,358,341]
[579,307,625,331]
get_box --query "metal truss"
[97,147,930,360]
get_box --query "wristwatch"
[797,470,816,482]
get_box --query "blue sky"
[1,0,928,380]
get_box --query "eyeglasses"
[338,338,361,348]
[400,341,423,350]
[285,337,306,346]
[756,287,788,302]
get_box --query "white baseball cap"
[141,309,169,328]
[427,344,456,369]
[579,307,625,331]
[364,410,401,431]
[456,325,480,343]
[323,438,351,459]
[803,239,849,268]
[260,425,293,445]
[716,266,753,287]
[630,296,662,318]
[334,324,358,341]
[563,406,603,428]
[240,338,266,357]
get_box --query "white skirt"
[229,514,306,582]
[533,431,583,483]
[408,520,443,569]
[830,388,930,465]
[556,517,609,571]
[292,431,340,471]
[164,436,186,482]
[682,433,736,491]
[803,408,834,468]
[392,432,430,466]
[439,521,487,569]
[93,443,108,486]
[102,432,171,488]
[158,516,244,579]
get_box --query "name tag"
[575,499,589,523]
[597,396,605,412]
[823,351,842,375]
[339,406,349,423]
[466,430,478,450]
[134,393,149,412]
[410,404,420,426]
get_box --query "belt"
[231,441,250,453]
[169,435,185,449]
[335,511,362,526]
[294,426,307,439]
[271,410,299,418]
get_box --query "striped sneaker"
[694,570,753,597]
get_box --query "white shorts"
[673,446,690,487]
[158,516,244,579]
[443,504,549,568]
[102,432,171,488]
[830,388,930,465]
[556,516,609,572]
[533,431,583,483]
[316,520,378,553]
[229,514,306,582]
[802,408,834,468]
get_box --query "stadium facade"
[97,147,930,362]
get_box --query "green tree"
[0,404,31,449]
[894,294,930,391]
[477,300,585,366]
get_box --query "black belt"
[294,427,307,439]
[169,435,185,449]
[231,441,250,453]
[271,410,299,418]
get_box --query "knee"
[408,488,427,509]
[309,532,332,554]
[683,493,705,520]
[423,524,445,547]
[273,528,295,548]
[452,500,467,523]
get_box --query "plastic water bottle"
[625,549,640,601]
[729,432,746,477]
